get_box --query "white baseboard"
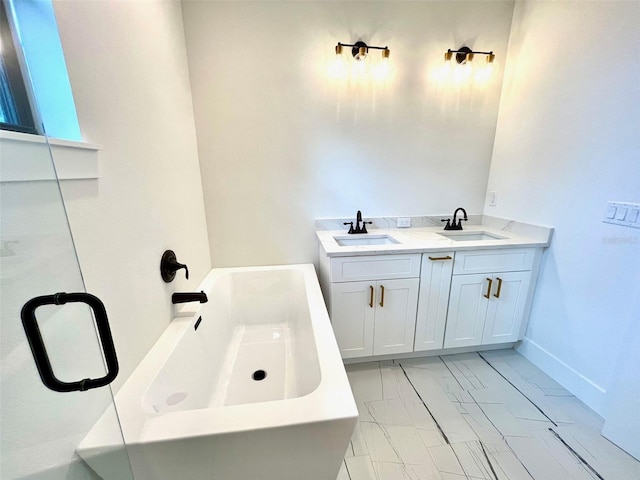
[517,337,607,416]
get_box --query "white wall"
[182,0,514,267]
[485,0,640,418]
[2,3,210,477]
[52,0,211,390]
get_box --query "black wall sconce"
[335,41,390,61]
[445,46,495,64]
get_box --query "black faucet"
[442,207,468,231]
[344,210,372,234]
[172,291,208,304]
[160,250,189,283]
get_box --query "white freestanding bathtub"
[78,264,357,480]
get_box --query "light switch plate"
[397,217,411,228]
[603,201,640,229]
[488,191,497,207]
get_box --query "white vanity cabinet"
[414,252,455,352]
[444,248,537,349]
[318,236,545,361]
[323,254,421,359]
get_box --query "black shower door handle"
[20,292,119,393]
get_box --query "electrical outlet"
[397,217,411,228]
[488,191,497,207]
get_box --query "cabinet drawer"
[330,254,421,282]
[453,248,536,274]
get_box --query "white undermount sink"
[437,231,506,241]
[334,234,401,247]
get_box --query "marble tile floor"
[336,349,640,480]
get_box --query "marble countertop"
[316,219,553,257]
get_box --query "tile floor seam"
[343,459,353,480]
[397,362,478,479]
[477,352,558,427]
[477,353,608,478]
[460,397,530,477]
[439,356,469,391]
[438,358,540,479]
[345,351,639,480]
[548,428,604,480]
[478,441,500,480]
[447,444,479,480]
[399,363,450,445]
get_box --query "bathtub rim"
[81,263,357,447]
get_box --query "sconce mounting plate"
[352,41,367,60]
[456,46,472,64]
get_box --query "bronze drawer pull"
[379,285,385,307]
[369,285,374,308]
[428,255,452,261]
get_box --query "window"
[1,0,81,141]
[0,0,37,134]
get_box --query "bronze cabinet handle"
[369,285,374,308]
[379,285,385,307]
[484,278,493,299]
[428,255,452,261]
[494,277,503,298]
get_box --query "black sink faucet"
[344,210,372,234]
[172,291,208,304]
[442,207,468,231]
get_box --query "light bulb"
[373,56,390,81]
[432,59,453,85]
[328,53,348,79]
[473,55,499,85]
[355,46,367,61]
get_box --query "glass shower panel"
[0,132,134,480]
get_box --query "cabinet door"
[414,253,454,351]
[331,282,375,358]
[444,274,490,348]
[482,271,531,344]
[373,278,419,356]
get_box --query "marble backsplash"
[316,214,553,244]
[315,214,483,231]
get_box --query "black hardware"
[336,41,389,59]
[161,250,189,283]
[346,210,372,234]
[343,222,355,234]
[194,316,202,331]
[20,293,119,393]
[442,207,468,231]
[446,46,495,64]
[172,291,208,304]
